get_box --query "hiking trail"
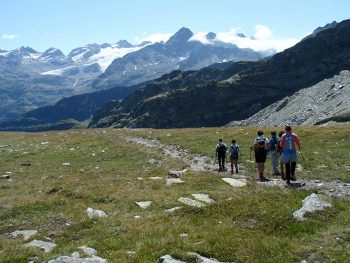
[124,135,350,198]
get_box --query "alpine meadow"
[1,1,350,262]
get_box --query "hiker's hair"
[219,139,223,142]
[285,125,292,131]
[232,139,236,144]
[271,131,277,135]
[257,130,264,136]
[279,131,284,137]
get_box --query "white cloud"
[189,32,210,44]
[2,34,19,40]
[134,32,172,44]
[216,25,299,52]
[254,24,272,39]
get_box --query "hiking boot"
[259,176,269,182]
[281,173,286,180]
[291,175,297,181]
[236,169,239,174]
[273,171,281,176]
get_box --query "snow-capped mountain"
[0,27,273,123]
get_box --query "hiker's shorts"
[281,152,297,163]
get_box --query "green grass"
[0,126,349,262]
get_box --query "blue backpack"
[230,145,239,158]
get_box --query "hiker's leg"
[291,162,297,180]
[230,159,234,173]
[285,161,291,184]
[222,155,226,169]
[271,153,279,174]
[218,155,223,170]
[234,160,239,173]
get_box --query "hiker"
[251,130,269,181]
[229,139,240,174]
[280,125,301,186]
[215,139,227,172]
[269,131,280,175]
[278,130,285,180]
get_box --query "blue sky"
[1,0,349,54]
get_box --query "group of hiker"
[215,125,301,186]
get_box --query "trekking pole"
[299,151,306,162]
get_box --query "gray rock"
[178,197,206,208]
[86,207,108,219]
[48,256,107,263]
[79,246,98,256]
[11,230,38,240]
[166,178,185,186]
[164,207,182,213]
[24,239,56,252]
[168,169,188,178]
[135,201,152,209]
[0,174,10,179]
[191,194,215,204]
[293,193,332,221]
[222,178,247,187]
[159,255,186,263]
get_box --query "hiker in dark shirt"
[216,139,227,172]
[251,130,269,181]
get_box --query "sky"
[1,0,349,54]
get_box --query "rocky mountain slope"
[89,19,350,128]
[0,28,266,123]
[226,70,350,127]
[88,61,257,128]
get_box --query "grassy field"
[0,125,349,263]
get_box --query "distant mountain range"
[2,20,349,131]
[0,28,266,122]
[88,19,350,128]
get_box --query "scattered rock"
[191,194,215,204]
[149,176,163,180]
[178,197,205,208]
[62,163,71,166]
[24,239,56,252]
[0,174,10,179]
[71,252,80,258]
[222,178,247,187]
[137,177,144,181]
[135,201,152,209]
[86,207,108,219]
[168,169,188,178]
[166,178,185,186]
[293,193,332,221]
[179,233,188,237]
[159,253,235,263]
[79,246,98,256]
[188,252,236,262]
[20,163,31,166]
[48,256,108,263]
[159,255,186,263]
[11,230,38,240]
[164,207,182,213]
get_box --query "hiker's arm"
[294,134,301,150]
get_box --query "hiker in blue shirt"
[268,131,281,176]
[229,139,240,174]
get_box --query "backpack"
[269,137,280,151]
[217,143,227,155]
[230,145,239,158]
[284,134,295,151]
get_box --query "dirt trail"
[124,136,350,197]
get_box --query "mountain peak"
[117,40,133,48]
[206,32,217,40]
[40,47,66,60]
[166,27,193,46]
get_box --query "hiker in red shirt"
[280,125,301,186]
